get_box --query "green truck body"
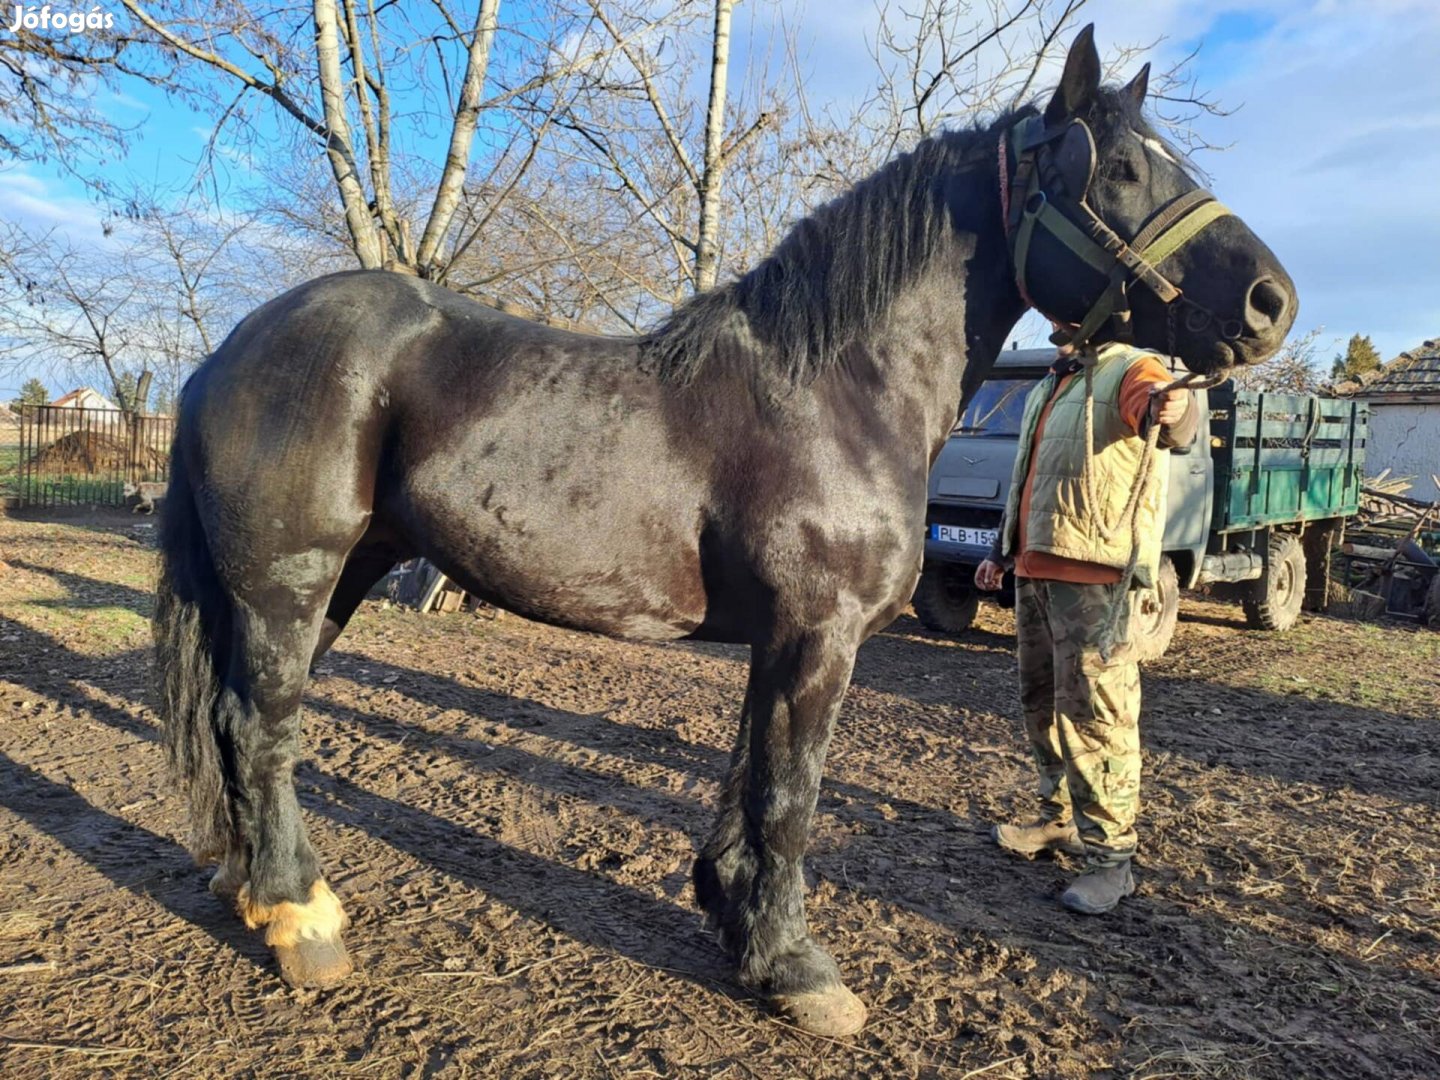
[1209,387,1367,530]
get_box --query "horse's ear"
[1123,62,1151,109]
[1045,23,1101,126]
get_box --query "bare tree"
[9,2,1234,349]
[1229,327,1327,394]
[852,0,1090,161]
[114,0,616,279]
[0,20,169,191]
[693,0,736,291]
[0,205,264,411]
[852,0,1231,169]
[504,0,802,321]
[0,227,141,405]
[535,0,1228,325]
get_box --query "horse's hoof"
[275,936,353,990]
[772,984,867,1037]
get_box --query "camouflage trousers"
[1015,578,1141,866]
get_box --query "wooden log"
[1363,486,1438,512]
[1343,542,1409,561]
[419,568,449,613]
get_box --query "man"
[974,337,1197,915]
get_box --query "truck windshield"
[953,378,1039,436]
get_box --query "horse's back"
[175,271,714,638]
[177,271,607,495]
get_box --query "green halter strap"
[1002,115,1234,350]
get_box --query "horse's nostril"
[1246,277,1289,327]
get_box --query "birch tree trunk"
[313,0,385,268]
[414,0,503,276]
[693,0,734,293]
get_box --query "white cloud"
[0,166,110,239]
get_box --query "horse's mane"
[640,116,1013,385]
[640,86,1189,386]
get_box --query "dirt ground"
[1,510,1436,1079]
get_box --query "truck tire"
[1129,556,1179,661]
[1243,532,1306,632]
[912,564,980,634]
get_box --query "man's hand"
[974,559,1005,592]
[1149,387,1190,427]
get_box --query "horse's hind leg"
[694,627,867,1037]
[218,551,354,988]
[311,550,399,666]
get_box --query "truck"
[918,349,1370,659]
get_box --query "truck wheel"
[912,565,980,634]
[1243,532,1306,632]
[1425,573,1440,629]
[1129,556,1179,661]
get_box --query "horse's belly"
[468,539,706,640]
[396,473,708,641]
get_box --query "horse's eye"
[1113,157,1143,184]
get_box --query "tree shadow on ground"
[311,644,1440,973]
[0,614,739,1002]
[320,647,975,839]
[4,506,147,530]
[0,748,267,975]
[5,562,1434,806]
[5,605,1438,1078]
[7,559,155,617]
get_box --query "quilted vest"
[1000,343,1168,584]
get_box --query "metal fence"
[13,404,175,508]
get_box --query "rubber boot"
[991,818,1085,858]
[1060,861,1136,915]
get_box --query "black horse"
[155,28,1294,1036]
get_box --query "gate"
[14,404,175,509]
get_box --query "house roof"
[1337,338,1440,399]
[1353,339,1434,400]
[51,387,120,409]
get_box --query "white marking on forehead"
[1132,128,1179,166]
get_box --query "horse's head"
[1002,25,1296,373]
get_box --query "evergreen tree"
[1330,334,1382,380]
[10,378,48,409]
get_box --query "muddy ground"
[0,510,1436,1079]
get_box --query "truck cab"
[917,350,1364,658]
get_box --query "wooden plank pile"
[375,559,485,615]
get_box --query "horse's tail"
[153,440,232,862]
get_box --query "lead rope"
[1084,352,1226,660]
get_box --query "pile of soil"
[28,431,166,476]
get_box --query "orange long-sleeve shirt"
[1012,356,1179,584]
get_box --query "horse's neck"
[842,187,1025,456]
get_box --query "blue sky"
[2,0,1437,391]
[792,0,1440,362]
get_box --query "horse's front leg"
[694,628,866,1037]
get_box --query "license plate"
[931,524,998,548]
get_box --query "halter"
[999,114,1242,352]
